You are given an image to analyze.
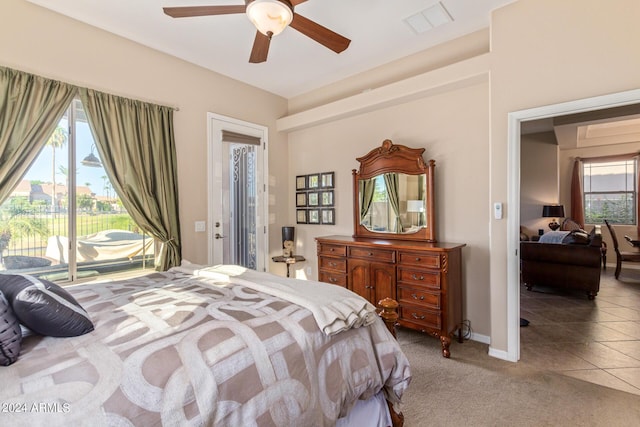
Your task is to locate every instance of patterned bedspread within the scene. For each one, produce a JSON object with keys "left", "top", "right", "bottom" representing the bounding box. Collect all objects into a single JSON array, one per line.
[{"left": 0, "top": 269, "right": 411, "bottom": 426}]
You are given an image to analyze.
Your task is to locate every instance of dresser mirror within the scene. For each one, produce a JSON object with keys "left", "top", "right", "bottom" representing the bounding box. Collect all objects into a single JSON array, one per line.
[{"left": 352, "top": 139, "right": 436, "bottom": 242}]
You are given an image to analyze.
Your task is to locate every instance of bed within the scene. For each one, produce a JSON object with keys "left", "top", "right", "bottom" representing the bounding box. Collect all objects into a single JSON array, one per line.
[{"left": 0, "top": 264, "right": 411, "bottom": 426}]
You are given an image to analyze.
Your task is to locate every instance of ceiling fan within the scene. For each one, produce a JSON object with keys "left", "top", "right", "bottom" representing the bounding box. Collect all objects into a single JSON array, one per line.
[{"left": 163, "top": 0, "right": 351, "bottom": 63}]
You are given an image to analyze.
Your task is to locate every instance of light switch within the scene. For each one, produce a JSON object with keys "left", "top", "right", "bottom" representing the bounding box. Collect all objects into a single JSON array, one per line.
[{"left": 195, "top": 221, "right": 206, "bottom": 232}]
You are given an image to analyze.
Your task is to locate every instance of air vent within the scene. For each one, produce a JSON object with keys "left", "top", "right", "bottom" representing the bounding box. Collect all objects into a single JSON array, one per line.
[{"left": 404, "top": 2, "right": 453, "bottom": 34}]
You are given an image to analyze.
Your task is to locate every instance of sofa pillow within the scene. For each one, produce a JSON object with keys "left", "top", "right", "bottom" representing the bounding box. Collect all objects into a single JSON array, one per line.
[
  {"left": 562, "top": 229, "right": 590, "bottom": 245},
  {"left": 0, "top": 290, "right": 21, "bottom": 366},
  {"left": 0, "top": 274, "right": 93, "bottom": 337},
  {"left": 560, "top": 218, "right": 582, "bottom": 231}
]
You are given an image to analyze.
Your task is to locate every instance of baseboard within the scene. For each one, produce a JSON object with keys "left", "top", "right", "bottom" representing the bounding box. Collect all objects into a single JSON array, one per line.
[
  {"left": 488, "top": 346, "right": 517, "bottom": 362},
  {"left": 469, "top": 331, "right": 490, "bottom": 344}
]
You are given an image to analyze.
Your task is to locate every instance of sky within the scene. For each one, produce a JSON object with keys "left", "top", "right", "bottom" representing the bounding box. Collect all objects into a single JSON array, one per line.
[{"left": 26, "top": 117, "right": 112, "bottom": 197}]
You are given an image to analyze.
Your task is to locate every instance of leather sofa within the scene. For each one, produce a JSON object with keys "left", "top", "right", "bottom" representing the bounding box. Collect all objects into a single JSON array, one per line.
[{"left": 520, "top": 229, "right": 603, "bottom": 300}]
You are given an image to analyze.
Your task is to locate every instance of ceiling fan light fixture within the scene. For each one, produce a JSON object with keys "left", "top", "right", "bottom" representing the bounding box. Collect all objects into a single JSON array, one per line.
[{"left": 246, "top": 0, "right": 293, "bottom": 37}]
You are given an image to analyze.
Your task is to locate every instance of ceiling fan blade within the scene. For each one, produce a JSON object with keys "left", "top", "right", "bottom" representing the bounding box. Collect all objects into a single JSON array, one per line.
[
  {"left": 290, "top": 13, "right": 351, "bottom": 54},
  {"left": 163, "top": 5, "right": 246, "bottom": 18},
  {"left": 290, "top": 0, "right": 309, "bottom": 5},
  {"left": 249, "top": 31, "right": 271, "bottom": 63}
]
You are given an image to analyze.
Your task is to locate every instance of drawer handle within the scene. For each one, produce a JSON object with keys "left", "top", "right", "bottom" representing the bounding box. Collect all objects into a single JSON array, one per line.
[
  {"left": 329, "top": 248, "right": 335, "bottom": 252},
  {"left": 411, "top": 293, "right": 425, "bottom": 301},
  {"left": 329, "top": 277, "right": 337, "bottom": 283},
  {"left": 412, "top": 274, "right": 425, "bottom": 281},
  {"left": 368, "top": 252, "right": 374, "bottom": 256},
  {"left": 411, "top": 313, "right": 425, "bottom": 320},
  {"left": 329, "top": 262, "right": 337, "bottom": 267},
  {"left": 365, "top": 285, "right": 374, "bottom": 289},
  {"left": 415, "top": 257, "right": 421, "bottom": 262}
]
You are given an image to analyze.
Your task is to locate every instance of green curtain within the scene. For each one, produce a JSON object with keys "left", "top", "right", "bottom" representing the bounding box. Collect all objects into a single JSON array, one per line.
[
  {"left": 383, "top": 173, "right": 403, "bottom": 233},
  {"left": 0, "top": 67, "right": 76, "bottom": 204},
  {"left": 78, "top": 88, "right": 181, "bottom": 270},
  {"left": 359, "top": 178, "right": 375, "bottom": 224}
]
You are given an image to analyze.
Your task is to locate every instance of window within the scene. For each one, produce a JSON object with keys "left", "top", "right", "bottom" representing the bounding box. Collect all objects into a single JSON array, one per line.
[
  {"left": 0, "top": 98, "right": 154, "bottom": 281},
  {"left": 583, "top": 159, "right": 637, "bottom": 224}
]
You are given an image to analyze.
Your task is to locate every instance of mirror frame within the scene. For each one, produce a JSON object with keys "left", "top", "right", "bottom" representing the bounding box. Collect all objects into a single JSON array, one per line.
[{"left": 352, "top": 139, "right": 436, "bottom": 242}]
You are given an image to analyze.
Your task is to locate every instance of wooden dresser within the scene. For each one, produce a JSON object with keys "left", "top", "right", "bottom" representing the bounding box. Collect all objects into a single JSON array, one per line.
[{"left": 316, "top": 235, "right": 465, "bottom": 357}]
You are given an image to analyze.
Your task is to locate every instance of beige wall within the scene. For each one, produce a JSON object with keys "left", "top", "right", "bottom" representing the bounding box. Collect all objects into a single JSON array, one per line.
[
  {"left": 520, "top": 132, "right": 559, "bottom": 236},
  {"left": 4, "top": 0, "right": 639, "bottom": 355},
  {"left": 490, "top": 0, "right": 640, "bottom": 352},
  {"left": 288, "top": 82, "right": 492, "bottom": 338},
  {"left": 0, "top": 0, "right": 289, "bottom": 268}
]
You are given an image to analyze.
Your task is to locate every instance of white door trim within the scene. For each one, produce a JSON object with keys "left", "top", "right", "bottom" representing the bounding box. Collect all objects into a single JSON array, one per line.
[
  {"left": 207, "top": 112, "right": 269, "bottom": 271},
  {"left": 505, "top": 88, "right": 640, "bottom": 362}
]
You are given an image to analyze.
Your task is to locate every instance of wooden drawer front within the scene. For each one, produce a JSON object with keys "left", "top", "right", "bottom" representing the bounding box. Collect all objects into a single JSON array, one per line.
[
  {"left": 397, "top": 286, "right": 441, "bottom": 310},
  {"left": 318, "top": 243, "right": 347, "bottom": 257},
  {"left": 398, "top": 251, "right": 440, "bottom": 269},
  {"left": 319, "top": 256, "right": 347, "bottom": 273},
  {"left": 319, "top": 271, "right": 347, "bottom": 287},
  {"left": 348, "top": 246, "right": 396, "bottom": 263},
  {"left": 398, "top": 267, "right": 440, "bottom": 289},
  {"left": 399, "top": 306, "right": 442, "bottom": 330}
]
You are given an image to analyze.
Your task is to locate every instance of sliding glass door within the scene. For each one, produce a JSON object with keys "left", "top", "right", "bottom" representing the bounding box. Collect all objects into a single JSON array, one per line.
[{"left": 0, "top": 98, "right": 153, "bottom": 282}]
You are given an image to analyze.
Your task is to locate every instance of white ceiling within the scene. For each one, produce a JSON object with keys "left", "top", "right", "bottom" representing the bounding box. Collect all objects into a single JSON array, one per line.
[{"left": 26, "top": 0, "right": 515, "bottom": 98}]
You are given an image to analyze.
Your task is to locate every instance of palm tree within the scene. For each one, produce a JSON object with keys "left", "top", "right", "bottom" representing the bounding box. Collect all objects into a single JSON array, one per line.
[{"left": 46, "top": 126, "right": 67, "bottom": 213}]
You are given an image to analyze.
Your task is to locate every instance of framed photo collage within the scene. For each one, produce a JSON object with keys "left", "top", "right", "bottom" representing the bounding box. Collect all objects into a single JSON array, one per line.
[{"left": 296, "top": 171, "right": 335, "bottom": 225}]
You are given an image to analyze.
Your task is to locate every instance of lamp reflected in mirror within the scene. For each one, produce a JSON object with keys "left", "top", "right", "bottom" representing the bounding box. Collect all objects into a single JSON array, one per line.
[
  {"left": 542, "top": 204, "right": 565, "bottom": 231},
  {"left": 81, "top": 145, "right": 102, "bottom": 168}
]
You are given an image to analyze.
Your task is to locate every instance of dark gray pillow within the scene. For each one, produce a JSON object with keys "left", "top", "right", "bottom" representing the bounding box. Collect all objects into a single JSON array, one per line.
[
  {"left": 0, "top": 290, "right": 21, "bottom": 365},
  {"left": 0, "top": 274, "right": 93, "bottom": 337}
]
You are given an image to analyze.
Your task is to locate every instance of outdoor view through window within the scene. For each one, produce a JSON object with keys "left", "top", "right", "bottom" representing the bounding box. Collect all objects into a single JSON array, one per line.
[
  {"left": 0, "top": 98, "right": 153, "bottom": 282},
  {"left": 583, "top": 159, "right": 637, "bottom": 225}
]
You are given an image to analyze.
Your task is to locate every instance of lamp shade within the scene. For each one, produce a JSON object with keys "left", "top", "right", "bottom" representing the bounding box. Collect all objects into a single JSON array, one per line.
[
  {"left": 406, "top": 200, "right": 424, "bottom": 213},
  {"left": 246, "top": 0, "right": 293, "bottom": 37},
  {"left": 542, "top": 205, "right": 565, "bottom": 218}
]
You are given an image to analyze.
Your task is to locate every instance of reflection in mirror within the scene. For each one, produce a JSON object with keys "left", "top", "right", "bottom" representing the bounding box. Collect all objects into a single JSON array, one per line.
[{"left": 359, "top": 173, "right": 426, "bottom": 234}]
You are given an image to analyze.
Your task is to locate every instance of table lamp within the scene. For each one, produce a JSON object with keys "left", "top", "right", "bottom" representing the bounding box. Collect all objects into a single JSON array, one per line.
[{"left": 542, "top": 204, "right": 565, "bottom": 231}]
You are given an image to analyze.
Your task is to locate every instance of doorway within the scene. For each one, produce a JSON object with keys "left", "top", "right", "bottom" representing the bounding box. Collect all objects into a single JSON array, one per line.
[
  {"left": 506, "top": 88, "right": 640, "bottom": 362},
  {"left": 207, "top": 113, "right": 269, "bottom": 271}
]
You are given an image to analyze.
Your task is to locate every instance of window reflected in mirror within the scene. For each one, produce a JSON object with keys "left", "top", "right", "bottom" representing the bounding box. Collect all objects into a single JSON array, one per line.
[{"left": 359, "top": 173, "right": 426, "bottom": 234}]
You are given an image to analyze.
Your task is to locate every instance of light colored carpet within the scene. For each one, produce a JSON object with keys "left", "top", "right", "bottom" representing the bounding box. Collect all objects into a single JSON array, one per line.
[{"left": 397, "top": 329, "right": 640, "bottom": 426}]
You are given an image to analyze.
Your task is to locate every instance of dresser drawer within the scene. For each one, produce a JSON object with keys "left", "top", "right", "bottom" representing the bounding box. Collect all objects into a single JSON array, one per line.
[
  {"left": 348, "top": 246, "right": 396, "bottom": 263},
  {"left": 398, "top": 251, "right": 441, "bottom": 269},
  {"left": 319, "top": 256, "right": 347, "bottom": 273},
  {"left": 318, "top": 271, "right": 347, "bottom": 287},
  {"left": 398, "top": 267, "right": 440, "bottom": 289},
  {"left": 399, "top": 306, "right": 442, "bottom": 330},
  {"left": 317, "top": 243, "right": 347, "bottom": 257},
  {"left": 397, "top": 285, "right": 441, "bottom": 310}
]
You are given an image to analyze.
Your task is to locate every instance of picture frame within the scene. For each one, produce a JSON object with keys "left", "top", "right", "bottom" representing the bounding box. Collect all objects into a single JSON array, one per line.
[
  {"left": 320, "top": 190, "right": 334, "bottom": 206},
  {"left": 296, "top": 192, "right": 307, "bottom": 207},
  {"left": 307, "top": 173, "right": 320, "bottom": 189},
  {"left": 296, "top": 209, "right": 307, "bottom": 224},
  {"left": 308, "top": 209, "right": 320, "bottom": 224},
  {"left": 296, "top": 175, "right": 307, "bottom": 190},
  {"left": 320, "top": 172, "right": 335, "bottom": 188},
  {"left": 321, "top": 208, "right": 335, "bottom": 225},
  {"left": 307, "top": 192, "right": 319, "bottom": 206}
]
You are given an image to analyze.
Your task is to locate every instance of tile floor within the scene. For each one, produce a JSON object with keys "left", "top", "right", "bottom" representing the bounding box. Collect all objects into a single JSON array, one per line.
[{"left": 520, "top": 267, "right": 640, "bottom": 395}]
